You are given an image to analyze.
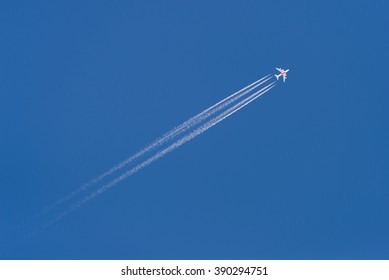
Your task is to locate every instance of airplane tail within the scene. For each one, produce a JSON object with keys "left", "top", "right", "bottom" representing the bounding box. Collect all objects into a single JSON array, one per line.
[{"left": 275, "top": 74, "right": 280, "bottom": 80}]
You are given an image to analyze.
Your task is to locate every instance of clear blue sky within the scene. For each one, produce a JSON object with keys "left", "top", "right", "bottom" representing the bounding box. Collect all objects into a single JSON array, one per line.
[{"left": 1, "top": 0, "right": 388, "bottom": 259}]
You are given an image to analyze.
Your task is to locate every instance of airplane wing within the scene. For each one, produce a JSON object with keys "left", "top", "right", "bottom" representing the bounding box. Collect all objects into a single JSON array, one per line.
[
  {"left": 276, "top": 68, "right": 282, "bottom": 72},
  {"left": 283, "top": 74, "right": 287, "bottom": 82}
]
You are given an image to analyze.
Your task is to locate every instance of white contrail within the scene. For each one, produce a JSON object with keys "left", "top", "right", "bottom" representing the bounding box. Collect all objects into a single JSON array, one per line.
[
  {"left": 45, "top": 82, "right": 276, "bottom": 226},
  {"left": 42, "top": 74, "right": 272, "bottom": 213}
]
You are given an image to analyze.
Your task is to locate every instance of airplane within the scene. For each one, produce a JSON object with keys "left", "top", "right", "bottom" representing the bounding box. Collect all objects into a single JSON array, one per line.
[{"left": 275, "top": 68, "right": 289, "bottom": 82}]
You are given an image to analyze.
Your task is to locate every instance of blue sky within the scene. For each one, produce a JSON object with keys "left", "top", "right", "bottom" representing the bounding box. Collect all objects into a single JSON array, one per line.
[{"left": 1, "top": 1, "right": 388, "bottom": 259}]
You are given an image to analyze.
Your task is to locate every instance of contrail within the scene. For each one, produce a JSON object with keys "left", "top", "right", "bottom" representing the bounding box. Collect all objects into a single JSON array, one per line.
[
  {"left": 45, "top": 81, "right": 276, "bottom": 227},
  {"left": 41, "top": 74, "right": 272, "bottom": 214}
]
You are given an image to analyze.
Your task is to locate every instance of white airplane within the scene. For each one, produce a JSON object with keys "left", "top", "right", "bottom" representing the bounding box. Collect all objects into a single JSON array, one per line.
[{"left": 275, "top": 68, "right": 289, "bottom": 82}]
